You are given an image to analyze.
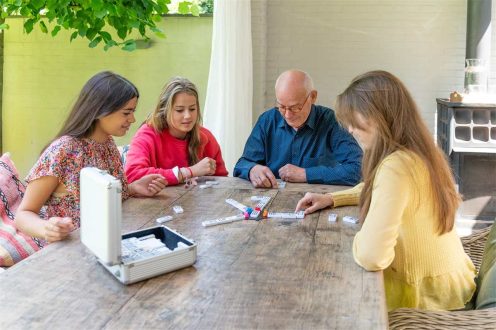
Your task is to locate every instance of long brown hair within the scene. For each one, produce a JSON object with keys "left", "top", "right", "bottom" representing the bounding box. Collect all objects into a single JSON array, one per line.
[
  {"left": 335, "top": 70, "right": 460, "bottom": 234},
  {"left": 147, "top": 77, "right": 202, "bottom": 165},
  {"left": 54, "top": 71, "right": 139, "bottom": 142}
]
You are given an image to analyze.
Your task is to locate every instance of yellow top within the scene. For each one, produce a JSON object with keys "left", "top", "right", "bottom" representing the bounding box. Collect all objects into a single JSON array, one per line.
[{"left": 331, "top": 151, "right": 476, "bottom": 311}]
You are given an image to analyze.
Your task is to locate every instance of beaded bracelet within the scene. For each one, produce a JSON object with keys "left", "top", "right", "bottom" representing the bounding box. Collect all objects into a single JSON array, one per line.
[{"left": 186, "top": 167, "right": 194, "bottom": 178}]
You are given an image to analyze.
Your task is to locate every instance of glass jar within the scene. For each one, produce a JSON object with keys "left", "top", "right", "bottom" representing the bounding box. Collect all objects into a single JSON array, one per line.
[{"left": 464, "top": 59, "right": 488, "bottom": 94}]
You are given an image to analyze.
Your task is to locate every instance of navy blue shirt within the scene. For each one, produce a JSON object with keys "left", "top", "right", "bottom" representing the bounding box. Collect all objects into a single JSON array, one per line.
[{"left": 233, "top": 105, "right": 362, "bottom": 185}]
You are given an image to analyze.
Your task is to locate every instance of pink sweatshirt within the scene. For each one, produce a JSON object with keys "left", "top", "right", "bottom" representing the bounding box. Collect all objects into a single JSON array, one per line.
[{"left": 125, "top": 124, "right": 228, "bottom": 185}]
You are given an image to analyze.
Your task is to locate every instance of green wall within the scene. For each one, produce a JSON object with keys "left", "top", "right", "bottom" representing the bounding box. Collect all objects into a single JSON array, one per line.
[{"left": 3, "top": 16, "right": 212, "bottom": 177}]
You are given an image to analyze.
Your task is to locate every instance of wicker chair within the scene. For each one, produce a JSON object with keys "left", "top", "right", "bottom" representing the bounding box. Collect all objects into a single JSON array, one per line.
[{"left": 388, "top": 225, "right": 496, "bottom": 329}]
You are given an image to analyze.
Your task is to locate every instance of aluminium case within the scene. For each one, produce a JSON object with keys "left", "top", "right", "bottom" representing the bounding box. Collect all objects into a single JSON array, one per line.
[{"left": 80, "top": 167, "right": 197, "bottom": 284}]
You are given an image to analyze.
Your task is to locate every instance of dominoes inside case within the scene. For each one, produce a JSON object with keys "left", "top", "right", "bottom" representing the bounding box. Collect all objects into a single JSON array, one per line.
[{"left": 80, "top": 167, "right": 197, "bottom": 284}]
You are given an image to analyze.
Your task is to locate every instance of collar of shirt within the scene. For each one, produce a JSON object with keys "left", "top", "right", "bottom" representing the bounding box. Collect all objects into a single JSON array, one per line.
[{"left": 276, "top": 104, "right": 317, "bottom": 131}]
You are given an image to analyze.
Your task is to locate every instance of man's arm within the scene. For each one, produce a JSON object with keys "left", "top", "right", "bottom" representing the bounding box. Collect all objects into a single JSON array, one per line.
[
  {"left": 233, "top": 117, "right": 267, "bottom": 180},
  {"left": 305, "top": 122, "right": 362, "bottom": 185}
]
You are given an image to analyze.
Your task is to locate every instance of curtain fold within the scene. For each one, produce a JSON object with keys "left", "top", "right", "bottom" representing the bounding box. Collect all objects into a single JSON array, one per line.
[{"left": 203, "top": 0, "right": 253, "bottom": 175}]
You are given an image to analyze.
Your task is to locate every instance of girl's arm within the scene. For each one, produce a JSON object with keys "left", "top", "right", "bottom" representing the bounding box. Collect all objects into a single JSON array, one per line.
[
  {"left": 125, "top": 129, "right": 179, "bottom": 185},
  {"left": 295, "top": 182, "right": 363, "bottom": 214},
  {"left": 16, "top": 177, "right": 75, "bottom": 242},
  {"left": 329, "top": 182, "right": 364, "bottom": 207},
  {"left": 127, "top": 174, "right": 168, "bottom": 197},
  {"left": 352, "top": 159, "right": 410, "bottom": 271}
]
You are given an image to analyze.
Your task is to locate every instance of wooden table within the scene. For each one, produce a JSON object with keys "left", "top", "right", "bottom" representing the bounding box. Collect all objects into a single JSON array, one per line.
[{"left": 0, "top": 177, "right": 387, "bottom": 329}]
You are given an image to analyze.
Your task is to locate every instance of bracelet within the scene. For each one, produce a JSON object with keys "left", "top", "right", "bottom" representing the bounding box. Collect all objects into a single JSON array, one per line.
[
  {"left": 178, "top": 168, "right": 185, "bottom": 183},
  {"left": 186, "top": 167, "right": 194, "bottom": 178}
]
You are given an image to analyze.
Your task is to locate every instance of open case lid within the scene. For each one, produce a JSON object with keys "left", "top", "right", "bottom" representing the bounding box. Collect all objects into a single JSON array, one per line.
[{"left": 80, "top": 167, "right": 122, "bottom": 266}]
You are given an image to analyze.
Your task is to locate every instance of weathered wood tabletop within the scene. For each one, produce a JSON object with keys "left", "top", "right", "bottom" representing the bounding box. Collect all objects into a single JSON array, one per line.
[{"left": 0, "top": 177, "right": 387, "bottom": 329}]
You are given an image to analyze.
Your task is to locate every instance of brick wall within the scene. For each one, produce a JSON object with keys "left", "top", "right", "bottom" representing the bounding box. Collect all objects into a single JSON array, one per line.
[{"left": 251, "top": 0, "right": 486, "bottom": 133}]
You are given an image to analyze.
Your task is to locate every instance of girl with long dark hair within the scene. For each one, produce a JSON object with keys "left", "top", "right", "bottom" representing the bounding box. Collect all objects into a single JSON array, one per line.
[{"left": 16, "top": 71, "right": 167, "bottom": 243}]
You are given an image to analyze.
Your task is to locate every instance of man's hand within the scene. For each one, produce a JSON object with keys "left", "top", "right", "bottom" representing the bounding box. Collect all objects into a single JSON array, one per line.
[
  {"left": 278, "top": 164, "right": 306, "bottom": 182},
  {"left": 249, "top": 165, "right": 278, "bottom": 188}
]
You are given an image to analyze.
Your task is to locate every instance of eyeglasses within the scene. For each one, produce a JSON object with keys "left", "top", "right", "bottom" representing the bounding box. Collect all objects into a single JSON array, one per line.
[{"left": 275, "top": 93, "right": 311, "bottom": 114}]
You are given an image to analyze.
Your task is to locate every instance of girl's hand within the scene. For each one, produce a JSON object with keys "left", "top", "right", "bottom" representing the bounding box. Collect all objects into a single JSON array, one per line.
[
  {"left": 130, "top": 174, "right": 167, "bottom": 197},
  {"left": 295, "top": 192, "right": 334, "bottom": 215},
  {"left": 44, "top": 217, "right": 75, "bottom": 243},
  {"left": 190, "top": 157, "right": 216, "bottom": 177}
]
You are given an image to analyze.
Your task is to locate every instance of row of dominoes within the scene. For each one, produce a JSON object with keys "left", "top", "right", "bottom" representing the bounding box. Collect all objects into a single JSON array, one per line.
[
  {"left": 267, "top": 211, "right": 305, "bottom": 219},
  {"left": 202, "top": 210, "right": 307, "bottom": 227},
  {"left": 225, "top": 198, "right": 249, "bottom": 212},
  {"left": 201, "top": 214, "right": 245, "bottom": 227}
]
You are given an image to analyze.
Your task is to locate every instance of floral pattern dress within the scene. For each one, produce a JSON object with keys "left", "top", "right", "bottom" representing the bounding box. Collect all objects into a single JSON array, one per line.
[{"left": 26, "top": 135, "right": 130, "bottom": 229}]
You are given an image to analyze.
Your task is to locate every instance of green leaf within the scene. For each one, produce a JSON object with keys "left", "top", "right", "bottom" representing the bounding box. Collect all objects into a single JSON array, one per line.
[
  {"left": 117, "top": 27, "right": 127, "bottom": 40},
  {"left": 20, "top": 6, "right": 30, "bottom": 17},
  {"left": 152, "top": 14, "right": 162, "bottom": 22},
  {"left": 178, "top": 1, "right": 191, "bottom": 15},
  {"left": 138, "top": 24, "right": 145, "bottom": 36},
  {"left": 115, "top": 5, "right": 125, "bottom": 17},
  {"left": 99, "top": 31, "right": 111, "bottom": 42},
  {"left": 0, "top": 23, "right": 9, "bottom": 30},
  {"left": 24, "top": 19, "right": 35, "bottom": 33},
  {"left": 39, "top": 21, "right": 48, "bottom": 33},
  {"left": 157, "top": 0, "right": 169, "bottom": 13},
  {"left": 155, "top": 31, "right": 166, "bottom": 38},
  {"left": 70, "top": 31, "right": 78, "bottom": 42},
  {"left": 88, "top": 36, "right": 102, "bottom": 48},
  {"left": 91, "top": 0, "right": 103, "bottom": 10},
  {"left": 95, "top": 9, "right": 107, "bottom": 19},
  {"left": 94, "top": 19, "right": 105, "bottom": 30},
  {"left": 122, "top": 40, "right": 136, "bottom": 52},
  {"left": 103, "top": 39, "right": 118, "bottom": 51},
  {"left": 107, "top": 5, "right": 117, "bottom": 16},
  {"left": 32, "top": 0, "right": 45, "bottom": 10},
  {"left": 152, "top": 2, "right": 162, "bottom": 13},
  {"left": 153, "top": 29, "right": 166, "bottom": 38},
  {"left": 78, "top": 26, "right": 87, "bottom": 37},
  {"left": 51, "top": 25, "right": 61, "bottom": 36},
  {"left": 190, "top": 4, "right": 200, "bottom": 17},
  {"left": 46, "top": 10, "right": 57, "bottom": 21},
  {"left": 15, "top": 0, "right": 22, "bottom": 6},
  {"left": 130, "top": 21, "right": 140, "bottom": 28},
  {"left": 86, "top": 28, "right": 97, "bottom": 40},
  {"left": 61, "top": 19, "right": 70, "bottom": 29}
]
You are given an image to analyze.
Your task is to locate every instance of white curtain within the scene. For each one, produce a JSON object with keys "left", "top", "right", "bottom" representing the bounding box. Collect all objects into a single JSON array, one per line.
[{"left": 203, "top": 0, "right": 253, "bottom": 175}]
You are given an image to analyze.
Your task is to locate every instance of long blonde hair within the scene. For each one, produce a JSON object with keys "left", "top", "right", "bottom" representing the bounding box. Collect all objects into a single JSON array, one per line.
[
  {"left": 147, "top": 77, "right": 203, "bottom": 165},
  {"left": 335, "top": 70, "right": 460, "bottom": 234}
]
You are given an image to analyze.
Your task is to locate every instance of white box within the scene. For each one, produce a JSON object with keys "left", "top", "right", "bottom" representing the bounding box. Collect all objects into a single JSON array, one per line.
[{"left": 80, "top": 167, "right": 197, "bottom": 284}]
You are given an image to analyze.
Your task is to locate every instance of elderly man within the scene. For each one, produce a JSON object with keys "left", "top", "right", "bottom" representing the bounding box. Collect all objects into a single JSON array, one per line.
[{"left": 233, "top": 70, "right": 362, "bottom": 188}]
